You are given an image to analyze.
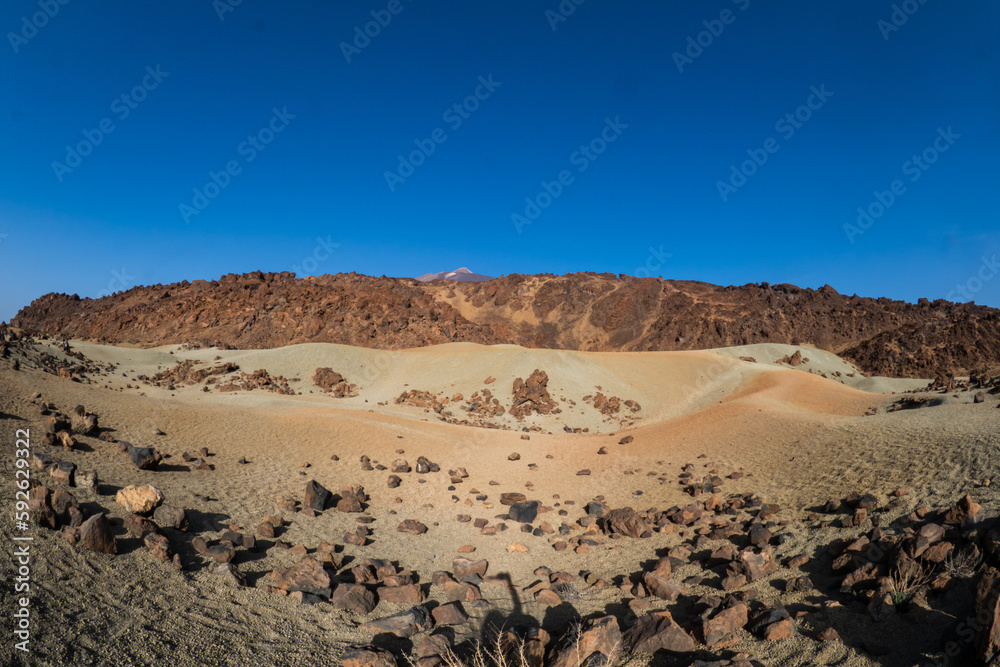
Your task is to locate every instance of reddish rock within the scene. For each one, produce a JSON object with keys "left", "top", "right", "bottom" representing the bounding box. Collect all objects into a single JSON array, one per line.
[
  {"left": 643, "top": 572, "right": 685, "bottom": 601},
  {"left": 604, "top": 507, "right": 652, "bottom": 538},
  {"left": 432, "top": 602, "right": 468, "bottom": 625},
  {"left": 267, "top": 556, "right": 331, "bottom": 596},
  {"left": 79, "top": 513, "right": 117, "bottom": 555},
  {"left": 303, "top": 480, "right": 330, "bottom": 511},
  {"left": 624, "top": 610, "right": 696, "bottom": 654},
  {"left": 750, "top": 606, "right": 793, "bottom": 640},
  {"left": 509, "top": 370, "right": 558, "bottom": 419},
  {"left": 914, "top": 523, "right": 945, "bottom": 557},
  {"left": 360, "top": 606, "right": 432, "bottom": 638},
  {"left": 144, "top": 532, "right": 172, "bottom": 561},
  {"left": 702, "top": 603, "right": 748, "bottom": 648},
  {"left": 341, "top": 645, "right": 397, "bottom": 667},
  {"left": 377, "top": 584, "right": 424, "bottom": 604},
  {"left": 331, "top": 584, "right": 377, "bottom": 614},
  {"left": 535, "top": 589, "right": 562, "bottom": 607},
  {"left": 123, "top": 513, "right": 159, "bottom": 537},
  {"left": 943, "top": 494, "right": 981, "bottom": 525},
  {"left": 453, "top": 557, "right": 488, "bottom": 579},
  {"left": 550, "top": 616, "right": 621, "bottom": 667},
  {"left": 397, "top": 519, "right": 428, "bottom": 535}
]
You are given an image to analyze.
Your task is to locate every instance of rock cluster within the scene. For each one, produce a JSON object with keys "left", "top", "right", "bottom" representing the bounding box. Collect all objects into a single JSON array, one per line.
[
  {"left": 312, "top": 367, "right": 357, "bottom": 397},
  {"left": 509, "top": 370, "right": 559, "bottom": 419}
]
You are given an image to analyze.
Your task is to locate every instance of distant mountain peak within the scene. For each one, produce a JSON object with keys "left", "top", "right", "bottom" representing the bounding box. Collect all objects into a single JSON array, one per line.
[{"left": 415, "top": 267, "right": 495, "bottom": 283}]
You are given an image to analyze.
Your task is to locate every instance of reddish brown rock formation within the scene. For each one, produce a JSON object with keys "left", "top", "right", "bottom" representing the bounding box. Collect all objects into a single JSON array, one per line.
[{"left": 11, "top": 271, "right": 1000, "bottom": 378}]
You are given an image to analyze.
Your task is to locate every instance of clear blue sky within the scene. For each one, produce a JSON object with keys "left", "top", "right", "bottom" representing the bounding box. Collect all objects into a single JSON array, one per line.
[{"left": 2, "top": 1, "right": 998, "bottom": 322}]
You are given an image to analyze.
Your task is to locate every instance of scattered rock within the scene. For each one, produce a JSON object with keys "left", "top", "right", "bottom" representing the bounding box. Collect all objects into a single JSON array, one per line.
[
  {"left": 624, "top": 610, "right": 696, "bottom": 654},
  {"left": 509, "top": 500, "right": 540, "bottom": 524},
  {"left": 398, "top": 519, "right": 428, "bottom": 535},
  {"left": 144, "top": 532, "right": 173, "bottom": 561},
  {"left": 127, "top": 444, "right": 162, "bottom": 470},
  {"left": 79, "top": 513, "right": 117, "bottom": 555},
  {"left": 341, "top": 645, "right": 398, "bottom": 667},
  {"left": 303, "top": 480, "right": 330, "bottom": 511},
  {"left": 432, "top": 602, "right": 468, "bottom": 625},
  {"left": 330, "top": 584, "right": 377, "bottom": 614},
  {"left": 604, "top": 507, "right": 652, "bottom": 538},
  {"left": 550, "top": 615, "right": 621, "bottom": 667},
  {"left": 360, "top": 605, "right": 432, "bottom": 638},
  {"left": 153, "top": 505, "right": 188, "bottom": 530},
  {"left": 501, "top": 492, "right": 527, "bottom": 506},
  {"left": 116, "top": 484, "right": 164, "bottom": 514},
  {"left": 453, "top": 557, "right": 488, "bottom": 579},
  {"left": 267, "top": 556, "right": 332, "bottom": 596}
]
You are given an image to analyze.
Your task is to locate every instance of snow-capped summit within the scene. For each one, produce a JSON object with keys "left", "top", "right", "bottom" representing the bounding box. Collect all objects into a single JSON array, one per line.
[{"left": 414, "top": 267, "right": 496, "bottom": 283}]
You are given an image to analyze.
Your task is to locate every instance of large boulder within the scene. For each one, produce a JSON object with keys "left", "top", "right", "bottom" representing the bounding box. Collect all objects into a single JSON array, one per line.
[
  {"left": 71, "top": 412, "right": 98, "bottom": 435},
  {"left": 116, "top": 484, "right": 164, "bottom": 514},
  {"left": 267, "top": 556, "right": 331, "bottom": 596},
  {"left": 79, "top": 513, "right": 117, "bottom": 555},
  {"left": 127, "top": 444, "right": 162, "bottom": 470},
  {"left": 452, "top": 557, "right": 488, "bottom": 579},
  {"left": 330, "top": 584, "right": 377, "bottom": 614},
  {"left": 153, "top": 505, "right": 188, "bottom": 530},
  {"left": 341, "top": 645, "right": 397, "bottom": 667},
  {"left": 702, "top": 603, "right": 748, "bottom": 648},
  {"left": 604, "top": 507, "right": 652, "bottom": 538},
  {"left": 360, "top": 606, "right": 432, "bottom": 638},
  {"left": 624, "top": 610, "right": 696, "bottom": 654},
  {"left": 550, "top": 616, "right": 621, "bottom": 667},
  {"left": 509, "top": 501, "right": 539, "bottom": 524},
  {"left": 303, "top": 480, "right": 330, "bottom": 511}
]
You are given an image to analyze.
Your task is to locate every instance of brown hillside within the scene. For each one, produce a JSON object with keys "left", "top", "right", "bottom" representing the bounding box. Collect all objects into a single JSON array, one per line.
[{"left": 11, "top": 271, "right": 1000, "bottom": 378}]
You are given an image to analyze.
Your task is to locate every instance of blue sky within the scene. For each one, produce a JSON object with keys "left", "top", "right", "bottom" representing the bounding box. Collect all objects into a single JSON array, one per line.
[{"left": 2, "top": 1, "right": 998, "bottom": 322}]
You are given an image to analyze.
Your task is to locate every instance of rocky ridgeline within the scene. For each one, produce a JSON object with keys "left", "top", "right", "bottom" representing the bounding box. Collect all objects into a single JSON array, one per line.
[{"left": 12, "top": 272, "right": 1000, "bottom": 378}]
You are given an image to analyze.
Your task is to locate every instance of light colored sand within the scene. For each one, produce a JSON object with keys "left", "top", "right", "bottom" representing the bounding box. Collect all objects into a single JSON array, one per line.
[
  {"left": 67, "top": 340, "right": 893, "bottom": 437},
  {"left": 2, "top": 339, "right": 998, "bottom": 667},
  {"left": 708, "top": 343, "right": 931, "bottom": 393}
]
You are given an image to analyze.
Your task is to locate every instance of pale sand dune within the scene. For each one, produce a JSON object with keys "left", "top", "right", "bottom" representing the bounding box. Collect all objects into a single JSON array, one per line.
[
  {"left": 2, "top": 339, "right": 998, "bottom": 666},
  {"left": 68, "top": 340, "right": 887, "bottom": 435},
  {"left": 708, "top": 343, "right": 932, "bottom": 393}
]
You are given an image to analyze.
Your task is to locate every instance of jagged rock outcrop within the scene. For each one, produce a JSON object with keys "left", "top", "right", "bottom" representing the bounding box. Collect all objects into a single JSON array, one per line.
[{"left": 11, "top": 271, "right": 1000, "bottom": 378}]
